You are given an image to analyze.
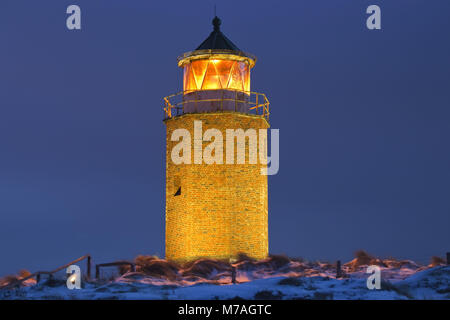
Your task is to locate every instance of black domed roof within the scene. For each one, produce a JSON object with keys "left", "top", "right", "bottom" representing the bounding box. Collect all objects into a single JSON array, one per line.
[{"left": 195, "top": 16, "right": 241, "bottom": 52}]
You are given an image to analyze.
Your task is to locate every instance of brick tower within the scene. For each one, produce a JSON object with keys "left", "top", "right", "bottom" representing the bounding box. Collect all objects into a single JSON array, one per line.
[{"left": 163, "top": 16, "right": 270, "bottom": 262}]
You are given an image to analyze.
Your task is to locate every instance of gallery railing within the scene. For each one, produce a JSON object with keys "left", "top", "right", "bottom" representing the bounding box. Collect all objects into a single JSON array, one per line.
[{"left": 163, "top": 89, "right": 270, "bottom": 121}]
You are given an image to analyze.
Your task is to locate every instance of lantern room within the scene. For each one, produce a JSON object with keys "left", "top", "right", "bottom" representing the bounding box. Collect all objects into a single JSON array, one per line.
[
  {"left": 178, "top": 16, "right": 255, "bottom": 93},
  {"left": 163, "top": 16, "right": 269, "bottom": 119}
]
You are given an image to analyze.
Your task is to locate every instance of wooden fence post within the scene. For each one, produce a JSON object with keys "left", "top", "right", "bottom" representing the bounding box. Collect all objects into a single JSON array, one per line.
[
  {"left": 231, "top": 266, "right": 236, "bottom": 284},
  {"left": 95, "top": 265, "right": 100, "bottom": 280},
  {"left": 87, "top": 256, "right": 91, "bottom": 280},
  {"left": 336, "top": 260, "right": 342, "bottom": 278}
]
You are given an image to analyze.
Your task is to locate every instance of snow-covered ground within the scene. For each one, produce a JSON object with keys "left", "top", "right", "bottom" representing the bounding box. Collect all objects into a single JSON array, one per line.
[{"left": 1, "top": 257, "right": 449, "bottom": 300}]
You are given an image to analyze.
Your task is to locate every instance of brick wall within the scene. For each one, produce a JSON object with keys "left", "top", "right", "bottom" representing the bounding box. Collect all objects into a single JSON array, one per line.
[{"left": 164, "top": 112, "right": 269, "bottom": 262}]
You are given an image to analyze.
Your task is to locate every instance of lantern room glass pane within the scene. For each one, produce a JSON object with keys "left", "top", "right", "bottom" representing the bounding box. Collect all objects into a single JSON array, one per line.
[
  {"left": 202, "top": 61, "right": 221, "bottom": 90},
  {"left": 191, "top": 60, "right": 208, "bottom": 89},
  {"left": 228, "top": 62, "right": 244, "bottom": 91},
  {"left": 183, "top": 64, "right": 198, "bottom": 91},
  {"left": 239, "top": 62, "right": 250, "bottom": 92},
  {"left": 214, "top": 60, "right": 234, "bottom": 88},
  {"left": 183, "top": 64, "right": 188, "bottom": 90},
  {"left": 183, "top": 59, "right": 250, "bottom": 92}
]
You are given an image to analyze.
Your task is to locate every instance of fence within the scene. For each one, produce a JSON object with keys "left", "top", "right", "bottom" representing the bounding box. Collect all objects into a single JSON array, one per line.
[
  {"left": 95, "top": 261, "right": 136, "bottom": 279},
  {"left": 0, "top": 254, "right": 91, "bottom": 290},
  {"left": 1, "top": 252, "right": 448, "bottom": 289}
]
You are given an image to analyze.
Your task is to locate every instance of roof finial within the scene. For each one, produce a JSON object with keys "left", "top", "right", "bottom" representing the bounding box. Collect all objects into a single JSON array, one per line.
[
  {"left": 212, "top": 15, "right": 221, "bottom": 31},
  {"left": 212, "top": 4, "right": 221, "bottom": 31}
]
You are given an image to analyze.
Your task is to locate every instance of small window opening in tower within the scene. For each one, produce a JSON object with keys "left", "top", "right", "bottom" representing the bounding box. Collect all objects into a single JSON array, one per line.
[{"left": 174, "top": 176, "right": 181, "bottom": 196}]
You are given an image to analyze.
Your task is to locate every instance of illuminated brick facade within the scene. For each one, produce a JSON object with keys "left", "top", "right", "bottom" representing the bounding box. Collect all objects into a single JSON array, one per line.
[{"left": 164, "top": 113, "right": 269, "bottom": 262}]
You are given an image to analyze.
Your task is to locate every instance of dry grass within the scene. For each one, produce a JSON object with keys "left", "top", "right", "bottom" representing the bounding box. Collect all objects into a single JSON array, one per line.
[
  {"left": 383, "top": 258, "right": 419, "bottom": 269},
  {"left": 134, "top": 255, "right": 179, "bottom": 281},
  {"left": 0, "top": 269, "right": 32, "bottom": 287},
  {"left": 235, "top": 253, "right": 256, "bottom": 263},
  {"left": 344, "top": 250, "right": 389, "bottom": 271},
  {"left": 182, "top": 259, "right": 231, "bottom": 278},
  {"left": 257, "top": 254, "right": 291, "bottom": 270},
  {"left": 2, "top": 251, "right": 432, "bottom": 287},
  {"left": 0, "top": 274, "right": 19, "bottom": 287},
  {"left": 135, "top": 255, "right": 159, "bottom": 267},
  {"left": 430, "top": 256, "right": 445, "bottom": 267},
  {"left": 235, "top": 254, "right": 291, "bottom": 273},
  {"left": 267, "top": 254, "right": 291, "bottom": 268},
  {"left": 18, "top": 270, "right": 31, "bottom": 278},
  {"left": 354, "top": 250, "right": 374, "bottom": 266}
]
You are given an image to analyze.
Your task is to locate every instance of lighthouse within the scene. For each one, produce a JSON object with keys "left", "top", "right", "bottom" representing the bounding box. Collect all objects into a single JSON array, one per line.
[{"left": 163, "top": 16, "right": 270, "bottom": 262}]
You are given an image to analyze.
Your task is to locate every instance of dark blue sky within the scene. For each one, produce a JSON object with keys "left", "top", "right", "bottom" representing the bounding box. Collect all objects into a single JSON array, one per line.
[{"left": 1, "top": 0, "right": 449, "bottom": 275}]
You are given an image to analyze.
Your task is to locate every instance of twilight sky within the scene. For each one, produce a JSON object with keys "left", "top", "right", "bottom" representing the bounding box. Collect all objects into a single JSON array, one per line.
[{"left": 1, "top": 0, "right": 449, "bottom": 275}]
